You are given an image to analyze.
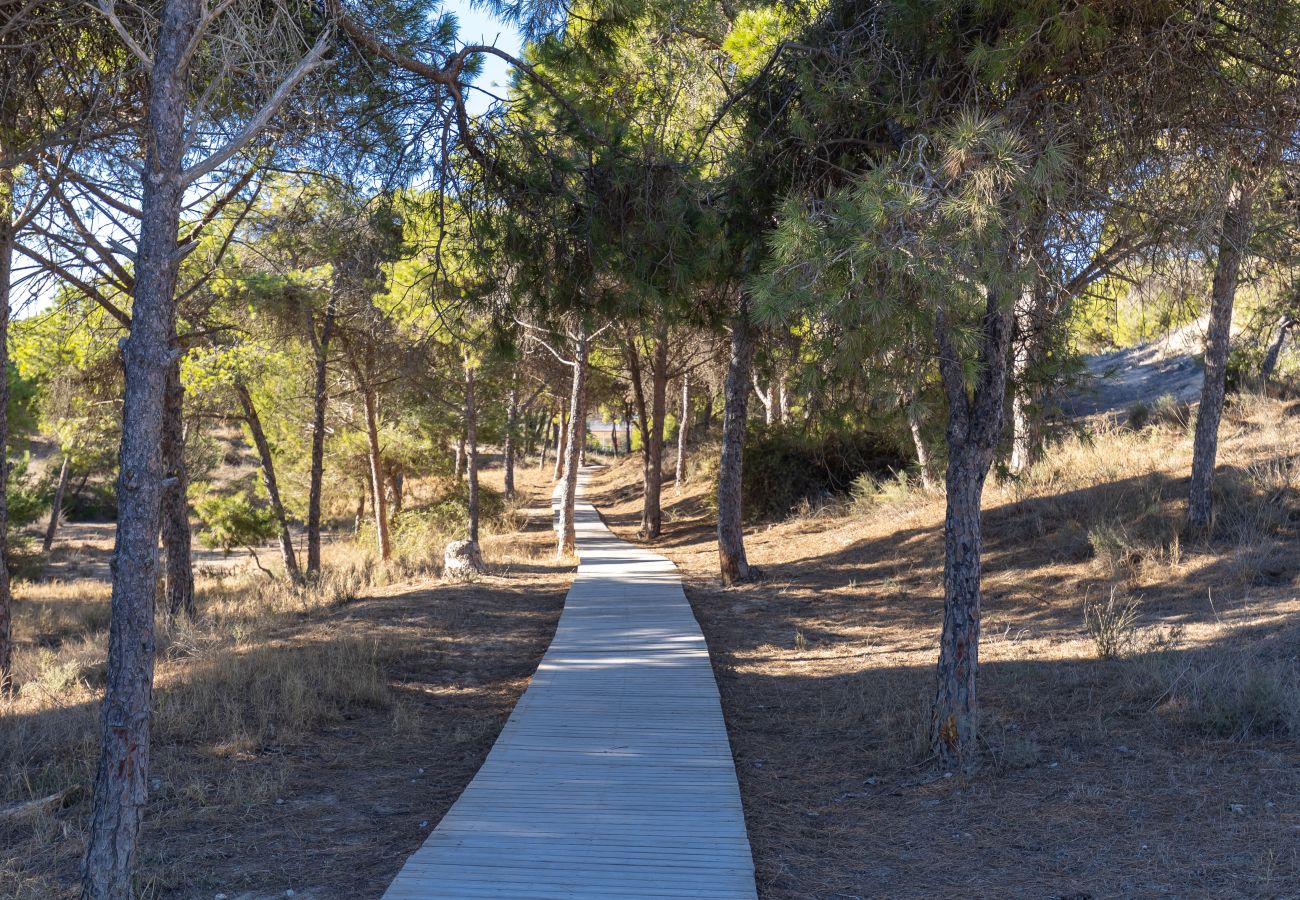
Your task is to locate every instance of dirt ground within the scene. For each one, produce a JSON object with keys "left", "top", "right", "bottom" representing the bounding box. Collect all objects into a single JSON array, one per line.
[
  {"left": 2, "top": 466, "right": 571, "bottom": 900},
  {"left": 588, "top": 398, "right": 1300, "bottom": 899}
]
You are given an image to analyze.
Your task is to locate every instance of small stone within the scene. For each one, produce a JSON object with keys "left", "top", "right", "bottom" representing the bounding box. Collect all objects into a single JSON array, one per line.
[
  {"left": 1230, "top": 803, "right": 1245, "bottom": 815},
  {"left": 865, "top": 778, "right": 877, "bottom": 785},
  {"left": 276, "top": 798, "right": 285, "bottom": 805},
  {"left": 419, "top": 820, "right": 429, "bottom": 829},
  {"left": 286, "top": 892, "right": 295, "bottom": 898},
  {"left": 215, "top": 894, "right": 227, "bottom": 900}
]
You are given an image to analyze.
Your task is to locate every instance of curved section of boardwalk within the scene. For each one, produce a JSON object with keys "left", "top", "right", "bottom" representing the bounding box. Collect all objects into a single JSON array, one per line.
[{"left": 383, "top": 469, "right": 758, "bottom": 900}]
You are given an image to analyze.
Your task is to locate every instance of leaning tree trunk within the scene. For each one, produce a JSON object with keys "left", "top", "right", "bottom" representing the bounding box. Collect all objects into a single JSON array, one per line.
[
  {"left": 361, "top": 386, "right": 391, "bottom": 561},
  {"left": 905, "top": 397, "right": 938, "bottom": 493},
  {"left": 235, "top": 381, "right": 302, "bottom": 583},
  {"left": 930, "top": 286, "right": 1015, "bottom": 771},
  {"left": 1260, "top": 315, "right": 1295, "bottom": 383},
  {"left": 305, "top": 292, "right": 336, "bottom": 578},
  {"left": 752, "top": 373, "right": 774, "bottom": 425},
  {"left": 160, "top": 359, "right": 194, "bottom": 616},
  {"left": 675, "top": 372, "right": 690, "bottom": 489},
  {"left": 0, "top": 166, "right": 14, "bottom": 689},
  {"left": 718, "top": 298, "right": 755, "bottom": 584},
  {"left": 1188, "top": 182, "right": 1256, "bottom": 536},
  {"left": 503, "top": 379, "right": 518, "bottom": 501},
  {"left": 83, "top": 4, "right": 197, "bottom": 894},
  {"left": 43, "top": 456, "right": 71, "bottom": 553},
  {"left": 623, "top": 402, "right": 632, "bottom": 453},
  {"left": 639, "top": 334, "right": 669, "bottom": 539},
  {"left": 556, "top": 332, "right": 589, "bottom": 558}
]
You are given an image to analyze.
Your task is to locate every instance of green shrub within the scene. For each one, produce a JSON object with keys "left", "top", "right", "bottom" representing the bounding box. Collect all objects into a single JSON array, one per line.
[
  {"left": 195, "top": 490, "right": 279, "bottom": 554},
  {"left": 741, "top": 427, "right": 908, "bottom": 521}
]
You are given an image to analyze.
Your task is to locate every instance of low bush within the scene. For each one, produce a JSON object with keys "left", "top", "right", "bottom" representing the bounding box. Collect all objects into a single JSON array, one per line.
[{"left": 741, "top": 427, "right": 908, "bottom": 521}]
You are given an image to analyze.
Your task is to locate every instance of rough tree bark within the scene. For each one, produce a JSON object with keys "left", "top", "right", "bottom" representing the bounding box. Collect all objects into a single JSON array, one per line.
[
  {"left": 361, "top": 386, "right": 391, "bottom": 560},
  {"left": 675, "top": 372, "right": 690, "bottom": 489},
  {"left": 1187, "top": 181, "right": 1256, "bottom": 536},
  {"left": 610, "top": 417, "right": 618, "bottom": 454},
  {"left": 82, "top": 3, "right": 198, "bottom": 894},
  {"left": 556, "top": 331, "right": 589, "bottom": 558},
  {"left": 160, "top": 360, "right": 194, "bottom": 616},
  {"left": 503, "top": 379, "right": 518, "bottom": 501},
  {"left": 304, "top": 291, "right": 336, "bottom": 578},
  {"left": 930, "top": 283, "right": 1016, "bottom": 771},
  {"left": 623, "top": 401, "right": 632, "bottom": 452},
  {"left": 0, "top": 166, "right": 14, "bottom": 688},
  {"left": 234, "top": 381, "right": 302, "bottom": 583},
  {"left": 43, "top": 456, "right": 71, "bottom": 554},
  {"left": 718, "top": 297, "right": 755, "bottom": 584}
]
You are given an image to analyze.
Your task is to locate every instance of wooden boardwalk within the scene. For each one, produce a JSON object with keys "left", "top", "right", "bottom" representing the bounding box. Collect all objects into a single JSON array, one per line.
[{"left": 383, "top": 470, "right": 757, "bottom": 899}]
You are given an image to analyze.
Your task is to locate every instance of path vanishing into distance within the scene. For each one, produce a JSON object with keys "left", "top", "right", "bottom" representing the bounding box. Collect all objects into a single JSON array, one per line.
[{"left": 383, "top": 468, "right": 758, "bottom": 899}]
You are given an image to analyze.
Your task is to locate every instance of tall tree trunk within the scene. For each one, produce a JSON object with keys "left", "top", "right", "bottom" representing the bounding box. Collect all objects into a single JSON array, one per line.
[
  {"left": 701, "top": 394, "right": 713, "bottom": 431},
  {"left": 304, "top": 292, "right": 336, "bottom": 578},
  {"left": 930, "top": 282, "right": 1015, "bottom": 770},
  {"left": 556, "top": 331, "right": 589, "bottom": 558},
  {"left": 642, "top": 335, "right": 669, "bottom": 538},
  {"left": 354, "top": 488, "right": 365, "bottom": 534},
  {"left": 610, "top": 418, "right": 618, "bottom": 455},
  {"left": 43, "top": 456, "right": 71, "bottom": 554},
  {"left": 675, "top": 373, "right": 690, "bottom": 489},
  {"left": 454, "top": 434, "right": 465, "bottom": 480},
  {"left": 623, "top": 401, "right": 632, "bottom": 453},
  {"left": 234, "top": 381, "right": 302, "bottom": 583},
  {"left": 0, "top": 166, "right": 14, "bottom": 690},
  {"left": 537, "top": 413, "right": 550, "bottom": 472},
  {"left": 772, "top": 374, "right": 785, "bottom": 425},
  {"left": 464, "top": 357, "right": 481, "bottom": 553},
  {"left": 160, "top": 359, "right": 193, "bottom": 616},
  {"left": 83, "top": 4, "right": 197, "bottom": 894},
  {"left": 1187, "top": 182, "right": 1256, "bottom": 535},
  {"left": 503, "top": 379, "right": 518, "bottom": 501},
  {"left": 718, "top": 298, "right": 755, "bottom": 584},
  {"left": 361, "top": 387, "right": 391, "bottom": 561},
  {"left": 552, "top": 407, "right": 566, "bottom": 481}
]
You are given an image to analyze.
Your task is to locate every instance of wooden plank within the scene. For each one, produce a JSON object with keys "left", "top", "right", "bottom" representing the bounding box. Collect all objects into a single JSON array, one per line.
[{"left": 382, "top": 469, "right": 757, "bottom": 899}]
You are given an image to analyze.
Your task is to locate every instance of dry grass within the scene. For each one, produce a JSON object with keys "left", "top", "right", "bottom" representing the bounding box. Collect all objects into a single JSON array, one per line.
[
  {"left": 590, "top": 393, "right": 1300, "bottom": 898},
  {"left": 1, "top": 463, "right": 571, "bottom": 899}
]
